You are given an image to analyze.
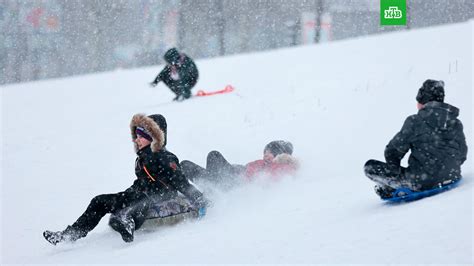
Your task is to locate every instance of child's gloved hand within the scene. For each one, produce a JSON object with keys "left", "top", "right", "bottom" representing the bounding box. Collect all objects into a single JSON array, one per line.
[
  {"left": 149, "top": 80, "right": 159, "bottom": 87},
  {"left": 193, "top": 196, "right": 210, "bottom": 218},
  {"left": 197, "top": 206, "right": 207, "bottom": 218}
]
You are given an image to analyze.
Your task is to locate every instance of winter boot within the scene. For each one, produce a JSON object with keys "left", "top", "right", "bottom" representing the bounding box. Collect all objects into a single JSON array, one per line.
[
  {"left": 172, "top": 94, "right": 184, "bottom": 101},
  {"left": 182, "top": 90, "right": 192, "bottom": 100},
  {"left": 109, "top": 215, "right": 135, "bottom": 243},
  {"left": 43, "top": 225, "right": 86, "bottom": 245},
  {"left": 374, "top": 185, "right": 396, "bottom": 199}
]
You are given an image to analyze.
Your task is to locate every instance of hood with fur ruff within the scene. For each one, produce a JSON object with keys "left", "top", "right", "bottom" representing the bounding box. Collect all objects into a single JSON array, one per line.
[{"left": 130, "top": 113, "right": 166, "bottom": 152}]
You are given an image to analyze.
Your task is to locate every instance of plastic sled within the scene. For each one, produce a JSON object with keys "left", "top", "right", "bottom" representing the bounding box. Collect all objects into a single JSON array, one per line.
[
  {"left": 141, "top": 196, "right": 202, "bottom": 228},
  {"left": 195, "top": 85, "right": 234, "bottom": 97},
  {"left": 383, "top": 178, "right": 461, "bottom": 202}
]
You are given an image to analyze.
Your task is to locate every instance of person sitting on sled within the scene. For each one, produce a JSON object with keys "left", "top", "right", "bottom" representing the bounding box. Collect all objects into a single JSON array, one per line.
[
  {"left": 181, "top": 140, "right": 299, "bottom": 185},
  {"left": 364, "top": 79, "right": 468, "bottom": 199},
  {"left": 149, "top": 47, "right": 199, "bottom": 102},
  {"left": 43, "top": 114, "right": 207, "bottom": 244}
]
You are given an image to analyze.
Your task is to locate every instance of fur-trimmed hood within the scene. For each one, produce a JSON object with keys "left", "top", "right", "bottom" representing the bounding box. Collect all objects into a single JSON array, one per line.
[{"left": 130, "top": 113, "right": 167, "bottom": 152}]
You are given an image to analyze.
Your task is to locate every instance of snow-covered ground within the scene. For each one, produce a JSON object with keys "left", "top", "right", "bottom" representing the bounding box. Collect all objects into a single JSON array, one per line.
[{"left": 1, "top": 21, "right": 473, "bottom": 264}]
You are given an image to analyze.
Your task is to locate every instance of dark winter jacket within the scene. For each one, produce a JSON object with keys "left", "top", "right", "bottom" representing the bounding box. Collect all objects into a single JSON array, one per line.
[
  {"left": 127, "top": 114, "right": 203, "bottom": 204},
  {"left": 385, "top": 101, "right": 468, "bottom": 188},
  {"left": 153, "top": 54, "right": 199, "bottom": 89}
]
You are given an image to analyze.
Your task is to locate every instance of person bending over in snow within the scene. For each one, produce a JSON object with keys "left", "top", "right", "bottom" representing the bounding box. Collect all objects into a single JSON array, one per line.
[
  {"left": 149, "top": 47, "right": 199, "bottom": 102},
  {"left": 181, "top": 140, "right": 299, "bottom": 185},
  {"left": 43, "top": 114, "right": 207, "bottom": 244},
  {"left": 364, "top": 79, "right": 467, "bottom": 199}
]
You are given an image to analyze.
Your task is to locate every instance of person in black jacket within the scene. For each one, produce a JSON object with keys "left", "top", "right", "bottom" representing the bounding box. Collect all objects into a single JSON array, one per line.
[
  {"left": 364, "top": 79, "right": 468, "bottom": 199},
  {"left": 43, "top": 114, "right": 206, "bottom": 244},
  {"left": 150, "top": 48, "right": 199, "bottom": 101}
]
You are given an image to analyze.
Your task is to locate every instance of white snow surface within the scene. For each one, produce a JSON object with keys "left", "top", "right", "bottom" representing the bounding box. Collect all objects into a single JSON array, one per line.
[{"left": 1, "top": 21, "right": 473, "bottom": 264}]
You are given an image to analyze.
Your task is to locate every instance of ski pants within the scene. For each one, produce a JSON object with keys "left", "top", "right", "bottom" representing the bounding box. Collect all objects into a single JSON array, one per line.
[
  {"left": 70, "top": 191, "right": 146, "bottom": 237},
  {"left": 181, "top": 151, "right": 245, "bottom": 183},
  {"left": 365, "top": 159, "right": 462, "bottom": 191},
  {"left": 163, "top": 78, "right": 196, "bottom": 99},
  {"left": 108, "top": 198, "right": 153, "bottom": 232},
  {"left": 364, "top": 159, "right": 421, "bottom": 191}
]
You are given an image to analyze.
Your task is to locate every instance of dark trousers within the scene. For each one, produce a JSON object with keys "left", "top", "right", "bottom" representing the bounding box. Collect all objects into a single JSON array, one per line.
[
  {"left": 181, "top": 151, "right": 244, "bottom": 183},
  {"left": 70, "top": 191, "right": 144, "bottom": 236},
  {"left": 170, "top": 85, "right": 192, "bottom": 99},
  {"left": 163, "top": 79, "right": 196, "bottom": 99},
  {"left": 108, "top": 198, "right": 152, "bottom": 232},
  {"left": 364, "top": 159, "right": 421, "bottom": 190}
]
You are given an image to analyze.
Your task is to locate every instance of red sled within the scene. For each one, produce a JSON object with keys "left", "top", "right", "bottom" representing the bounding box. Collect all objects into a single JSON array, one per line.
[{"left": 195, "top": 85, "right": 235, "bottom": 97}]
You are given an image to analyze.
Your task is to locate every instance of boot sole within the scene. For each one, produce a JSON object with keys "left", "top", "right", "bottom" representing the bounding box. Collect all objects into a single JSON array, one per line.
[
  {"left": 43, "top": 231, "right": 60, "bottom": 245},
  {"left": 109, "top": 219, "right": 134, "bottom": 243}
]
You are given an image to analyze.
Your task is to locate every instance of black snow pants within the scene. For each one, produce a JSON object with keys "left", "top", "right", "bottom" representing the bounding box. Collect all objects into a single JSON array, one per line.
[
  {"left": 364, "top": 159, "right": 421, "bottom": 191},
  {"left": 163, "top": 79, "right": 196, "bottom": 99},
  {"left": 69, "top": 191, "right": 146, "bottom": 238},
  {"left": 181, "top": 151, "right": 245, "bottom": 183}
]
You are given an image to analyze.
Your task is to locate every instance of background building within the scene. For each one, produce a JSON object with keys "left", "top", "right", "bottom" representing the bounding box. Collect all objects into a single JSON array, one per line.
[{"left": 1, "top": 0, "right": 473, "bottom": 85}]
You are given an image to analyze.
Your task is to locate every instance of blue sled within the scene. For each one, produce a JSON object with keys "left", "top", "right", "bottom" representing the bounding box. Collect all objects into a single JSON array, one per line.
[{"left": 383, "top": 179, "right": 462, "bottom": 203}]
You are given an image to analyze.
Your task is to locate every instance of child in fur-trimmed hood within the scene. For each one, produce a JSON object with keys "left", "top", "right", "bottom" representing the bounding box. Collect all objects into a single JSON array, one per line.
[{"left": 43, "top": 113, "right": 206, "bottom": 244}]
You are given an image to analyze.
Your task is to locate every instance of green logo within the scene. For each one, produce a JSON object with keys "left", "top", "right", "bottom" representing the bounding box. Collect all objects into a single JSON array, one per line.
[{"left": 380, "top": 0, "right": 406, "bottom": 26}]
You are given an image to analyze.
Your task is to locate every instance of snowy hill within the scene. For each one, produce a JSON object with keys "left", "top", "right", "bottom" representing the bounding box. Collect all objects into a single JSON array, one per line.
[{"left": 1, "top": 21, "right": 472, "bottom": 264}]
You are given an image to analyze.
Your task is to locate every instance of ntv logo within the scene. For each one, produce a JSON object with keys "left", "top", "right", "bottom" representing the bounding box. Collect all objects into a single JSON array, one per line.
[
  {"left": 384, "top": 6, "right": 403, "bottom": 19},
  {"left": 380, "top": 0, "right": 406, "bottom": 26}
]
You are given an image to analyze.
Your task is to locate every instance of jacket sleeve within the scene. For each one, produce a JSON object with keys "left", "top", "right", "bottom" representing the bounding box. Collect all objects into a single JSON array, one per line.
[
  {"left": 384, "top": 116, "right": 416, "bottom": 168},
  {"left": 161, "top": 157, "right": 205, "bottom": 205},
  {"left": 125, "top": 178, "right": 148, "bottom": 194},
  {"left": 153, "top": 66, "right": 170, "bottom": 83},
  {"left": 244, "top": 160, "right": 265, "bottom": 180},
  {"left": 172, "top": 171, "right": 204, "bottom": 204},
  {"left": 455, "top": 120, "right": 468, "bottom": 164}
]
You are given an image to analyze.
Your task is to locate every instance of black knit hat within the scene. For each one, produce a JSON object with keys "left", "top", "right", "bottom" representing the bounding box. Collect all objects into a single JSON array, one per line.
[
  {"left": 264, "top": 140, "right": 293, "bottom": 156},
  {"left": 148, "top": 114, "right": 167, "bottom": 147},
  {"left": 416, "top": 79, "right": 445, "bottom": 104},
  {"left": 164, "top": 48, "right": 180, "bottom": 65}
]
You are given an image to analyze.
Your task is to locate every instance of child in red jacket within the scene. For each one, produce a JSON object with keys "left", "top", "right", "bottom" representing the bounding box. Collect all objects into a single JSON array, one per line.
[
  {"left": 181, "top": 140, "right": 299, "bottom": 184},
  {"left": 244, "top": 143, "right": 299, "bottom": 181}
]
